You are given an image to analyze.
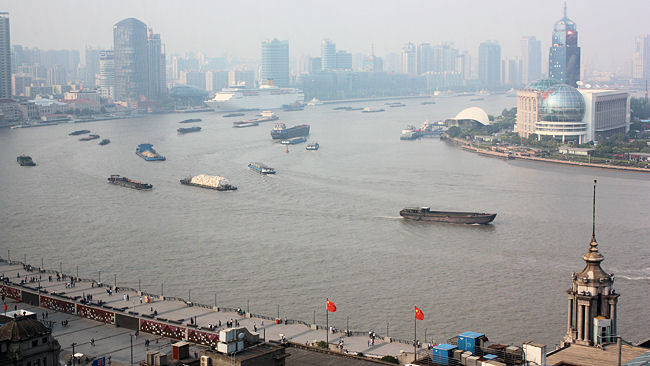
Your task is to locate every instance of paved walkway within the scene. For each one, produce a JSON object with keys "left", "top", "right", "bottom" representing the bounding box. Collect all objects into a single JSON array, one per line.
[{"left": 1, "top": 261, "right": 427, "bottom": 362}]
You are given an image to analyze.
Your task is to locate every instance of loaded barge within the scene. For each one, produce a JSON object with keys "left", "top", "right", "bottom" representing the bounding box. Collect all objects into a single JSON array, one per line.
[
  {"left": 180, "top": 174, "right": 237, "bottom": 191},
  {"left": 136, "top": 144, "right": 166, "bottom": 161},
  {"left": 248, "top": 162, "right": 275, "bottom": 175},
  {"left": 400, "top": 207, "right": 496, "bottom": 224},
  {"left": 107, "top": 175, "right": 152, "bottom": 190},
  {"left": 177, "top": 126, "right": 202, "bottom": 134}
]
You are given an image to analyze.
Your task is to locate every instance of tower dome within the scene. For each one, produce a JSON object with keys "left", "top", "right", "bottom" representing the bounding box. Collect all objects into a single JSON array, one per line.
[
  {"left": 538, "top": 84, "right": 585, "bottom": 122},
  {"left": 526, "top": 78, "right": 560, "bottom": 91}
]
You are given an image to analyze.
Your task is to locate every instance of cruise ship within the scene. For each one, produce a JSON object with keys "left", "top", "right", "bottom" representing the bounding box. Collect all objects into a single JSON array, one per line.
[{"left": 205, "top": 85, "right": 304, "bottom": 112}]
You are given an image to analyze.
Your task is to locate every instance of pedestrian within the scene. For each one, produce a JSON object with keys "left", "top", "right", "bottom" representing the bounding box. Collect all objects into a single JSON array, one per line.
[
  {"left": 368, "top": 339, "right": 370, "bottom": 347},
  {"left": 253, "top": 323, "right": 257, "bottom": 332},
  {"left": 261, "top": 320, "right": 264, "bottom": 327},
  {"left": 91, "top": 338, "right": 95, "bottom": 346}
]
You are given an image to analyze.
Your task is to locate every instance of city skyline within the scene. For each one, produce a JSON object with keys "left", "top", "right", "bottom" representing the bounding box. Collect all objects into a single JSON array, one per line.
[{"left": 3, "top": 0, "right": 649, "bottom": 74}]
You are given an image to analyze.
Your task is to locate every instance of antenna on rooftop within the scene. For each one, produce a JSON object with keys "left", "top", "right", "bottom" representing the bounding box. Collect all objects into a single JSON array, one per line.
[
  {"left": 592, "top": 179, "right": 597, "bottom": 240},
  {"left": 563, "top": 1, "right": 567, "bottom": 18}
]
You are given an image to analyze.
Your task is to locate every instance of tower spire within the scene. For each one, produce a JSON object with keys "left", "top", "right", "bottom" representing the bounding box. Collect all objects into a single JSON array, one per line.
[
  {"left": 563, "top": 1, "right": 567, "bottom": 18},
  {"left": 592, "top": 179, "right": 596, "bottom": 239}
]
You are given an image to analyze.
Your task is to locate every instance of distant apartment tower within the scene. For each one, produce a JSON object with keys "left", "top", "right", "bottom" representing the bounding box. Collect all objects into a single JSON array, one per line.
[
  {"left": 549, "top": 4, "right": 580, "bottom": 87},
  {"left": 321, "top": 39, "right": 336, "bottom": 71},
  {"left": 633, "top": 34, "right": 650, "bottom": 82},
  {"left": 479, "top": 41, "right": 501, "bottom": 88},
  {"left": 98, "top": 50, "right": 115, "bottom": 100},
  {"left": 84, "top": 47, "right": 101, "bottom": 87},
  {"left": 113, "top": 18, "right": 149, "bottom": 101},
  {"left": 456, "top": 51, "right": 471, "bottom": 80},
  {"left": 401, "top": 43, "right": 417, "bottom": 75},
  {"left": 205, "top": 70, "right": 229, "bottom": 92},
  {"left": 261, "top": 38, "right": 289, "bottom": 87},
  {"left": 0, "top": 13, "right": 11, "bottom": 98},
  {"left": 501, "top": 57, "right": 521, "bottom": 86},
  {"left": 308, "top": 57, "right": 322, "bottom": 74},
  {"left": 431, "top": 44, "right": 458, "bottom": 73},
  {"left": 520, "top": 36, "right": 542, "bottom": 84},
  {"left": 147, "top": 29, "right": 166, "bottom": 100},
  {"left": 336, "top": 51, "right": 352, "bottom": 70},
  {"left": 417, "top": 43, "right": 433, "bottom": 74},
  {"left": 229, "top": 70, "right": 255, "bottom": 88}
]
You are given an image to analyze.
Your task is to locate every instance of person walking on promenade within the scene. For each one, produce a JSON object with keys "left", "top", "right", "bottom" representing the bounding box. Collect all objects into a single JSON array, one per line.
[{"left": 90, "top": 338, "right": 95, "bottom": 346}]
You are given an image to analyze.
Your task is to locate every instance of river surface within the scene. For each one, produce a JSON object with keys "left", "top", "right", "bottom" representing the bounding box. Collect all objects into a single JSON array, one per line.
[{"left": 1, "top": 94, "right": 648, "bottom": 347}]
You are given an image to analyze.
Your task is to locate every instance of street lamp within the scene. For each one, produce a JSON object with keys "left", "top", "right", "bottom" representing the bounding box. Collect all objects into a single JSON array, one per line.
[
  {"left": 129, "top": 334, "right": 133, "bottom": 365},
  {"left": 71, "top": 342, "right": 77, "bottom": 366}
]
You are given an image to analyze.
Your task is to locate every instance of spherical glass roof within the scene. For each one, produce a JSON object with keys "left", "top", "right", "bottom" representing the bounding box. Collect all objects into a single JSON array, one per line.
[
  {"left": 527, "top": 78, "right": 561, "bottom": 91},
  {"left": 538, "top": 84, "right": 585, "bottom": 122}
]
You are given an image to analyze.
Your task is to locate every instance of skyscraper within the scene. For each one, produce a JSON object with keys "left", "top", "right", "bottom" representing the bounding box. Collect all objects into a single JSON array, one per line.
[
  {"left": 417, "top": 43, "right": 433, "bottom": 75},
  {"left": 335, "top": 51, "right": 352, "bottom": 70},
  {"left": 147, "top": 29, "right": 166, "bottom": 100},
  {"left": 321, "top": 39, "right": 336, "bottom": 71},
  {"left": 98, "top": 50, "right": 115, "bottom": 100},
  {"left": 633, "top": 34, "right": 650, "bottom": 82},
  {"left": 549, "top": 4, "right": 580, "bottom": 87},
  {"left": 479, "top": 41, "right": 501, "bottom": 88},
  {"left": 0, "top": 13, "right": 11, "bottom": 98},
  {"left": 401, "top": 43, "right": 417, "bottom": 75},
  {"left": 113, "top": 18, "right": 148, "bottom": 101},
  {"left": 520, "top": 36, "right": 542, "bottom": 84},
  {"left": 261, "top": 39, "right": 289, "bottom": 87}
]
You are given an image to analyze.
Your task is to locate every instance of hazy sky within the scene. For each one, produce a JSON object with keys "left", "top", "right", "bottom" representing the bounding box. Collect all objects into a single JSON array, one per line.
[{"left": 5, "top": 0, "right": 650, "bottom": 72}]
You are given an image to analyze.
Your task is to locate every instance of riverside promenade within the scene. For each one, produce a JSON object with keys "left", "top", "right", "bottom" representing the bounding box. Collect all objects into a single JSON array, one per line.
[{"left": 0, "top": 259, "right": 424, "bottom": 363}]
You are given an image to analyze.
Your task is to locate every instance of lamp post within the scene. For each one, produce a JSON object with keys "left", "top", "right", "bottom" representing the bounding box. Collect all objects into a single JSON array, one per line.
[
  {"left": 129, "top": 334, "right": 133, "bottom": 365},
  {"left": 71, "top": 342, "right": 76, "bottom": 366},
  {"left": 98, "top": 271, "right": 101, "bottom": 283}
]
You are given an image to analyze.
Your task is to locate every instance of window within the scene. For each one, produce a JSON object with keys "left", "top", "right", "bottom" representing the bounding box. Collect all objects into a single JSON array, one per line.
[
  {"left": 32, "top": 340, "right": 38, "bottom": 347},
  {"left": 42, "top": 337, "right": 48, "bottom": 344}
]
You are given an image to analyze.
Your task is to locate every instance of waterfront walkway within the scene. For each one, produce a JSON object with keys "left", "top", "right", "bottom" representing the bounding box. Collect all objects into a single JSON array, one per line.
[{"left": 0, "top": 260, "right": 424, "bottom": 363}]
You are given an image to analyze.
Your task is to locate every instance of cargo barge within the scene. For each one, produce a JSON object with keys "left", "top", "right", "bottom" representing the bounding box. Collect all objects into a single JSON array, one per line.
[
  {"left": 233, "top": 112, "right": 279, "bottom": 127},
  {"left": 79, "top": 134, "right": 100, "bottom": 141},
  {"left": 179, "top": 118, "right": 202, "bottom": 124},
  {"left": 280, "top": 136, "right": 307, "bottom": 145},
  {"left": 400, "top": 207, "right": 496, "bottom": 224},
  {"left": 177, "top": 126, "right": 202, "bottom": 134},
  {"left": 271, "top": 123, "right": 310, "bottom": 140},
  {"left": 361, "top": 107, "right": 385, "bottom": 113},
  {"left": 99, "top": 139, "right": 111, "bottom": 145},
  {"left": 223, "top": 113, "right": 245, "bottom": 118},
  {"left": 232, "top": 122, "right": 259, "bottom": 128},
  {"left": 69, "top": 130, "right": 90, "bottom": 136},
  {"left": 17, "top": 155, "right": 36, "bottom": 166},
  {"left": 136, "top": 144, "right": 166, "bottom": 161},
  {"left": 180, "top": 175, "right": 237, "bottom": 191},
  {"left": 248, "top": 162, "right": 275, "bottom": 175},
  {"left": 107, "top": 175, "right": 152, "bottom": 190}
]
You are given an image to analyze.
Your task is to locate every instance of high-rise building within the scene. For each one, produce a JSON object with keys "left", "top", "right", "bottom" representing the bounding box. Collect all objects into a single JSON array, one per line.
[
  {"left": 401, "top": 43, "right": 417, "bottom": 75},
  {"left": 0, "top": 13, "right": 11, "bottom": 98},
  {"left": 520, "top": 36, "right": 542, "bottom": 84},
  {"left": 97, "top": 50, "right": 115, "bottom": 100},
  {"left": 84, "top": 47, "right": 101, "bottom": 87},
  {"left": 633, "top": 34, "right": 650, "bottom": 82},
  {"left": 261, "top": 39, "right": 289, "bottom": 87},
  {"left": 321, "top": 39, "right": 336, "bottom": 71},
  {"left": 47, "top": 65, "right": 66, "bottom": 86},
  {"left": 479, "top": 41, "right": 501, "bottom": 88},
  {"left": 549, "top": 4, "right": 580, "bottom": 87},
  {"left": 417, "top": 43, "right": 433, "bottom": 75},
  {"left": 205, "top": 70, "right": 229, "bottom": 92},
  {"left": 431, "top": 43, "right": 458, "bottom": 73},
  {"left": 308, "top": 57, "right": 322, "bottom": 74},
  {"left": 147, "top": 29, "right": 166, "bottom": 100},
  {"left": 229, "top": 70, "right": 255, "bottom": 88},
  {"left": 502, "top": 57, "right": 521, "bottom": 87},
  {"left": 113, "top": 18, "right": 148, "bottom": 101},
  {"left": 456, "top": 51, "right": 471, "bottom": 80},
  {"left": 335, "top": 51, "right": 352, "bottom": 71}
]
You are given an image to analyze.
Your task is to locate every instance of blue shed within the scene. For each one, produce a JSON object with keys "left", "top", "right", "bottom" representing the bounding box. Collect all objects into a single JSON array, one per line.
[
  {"left": 484, "top": 354, "right": 498, "bottom": 360},
  {"left": 457, "top": 331, "right": 484, "bottom": 354},
  {"left": 432, "top": 344, "right": 457, "bottom": 365}
]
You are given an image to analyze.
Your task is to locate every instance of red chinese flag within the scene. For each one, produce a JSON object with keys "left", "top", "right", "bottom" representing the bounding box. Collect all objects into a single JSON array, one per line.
[
  {"left": 326, "top": 298, "right": 337, "bottom": 312},
  {"left": 3, "top": 304, "right": 6, "bottom": 311},
  {"left": 414, "top": 306, "right": 424, "bottom": 320}
]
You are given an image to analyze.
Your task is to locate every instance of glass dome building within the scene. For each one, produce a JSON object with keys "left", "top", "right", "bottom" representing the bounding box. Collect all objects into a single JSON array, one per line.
[
  {"left": 538, "top": 84, "right": 585, "bottom": 122},
  {"left": 526, "top": 78, "right": 561, "bottom": 91}
]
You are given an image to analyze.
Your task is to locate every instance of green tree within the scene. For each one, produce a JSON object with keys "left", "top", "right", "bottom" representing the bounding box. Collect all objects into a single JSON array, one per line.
[
  {"left": 448, "top": 126, "right": 461, "bottom": 138},
  {"left": 380, "top": 355, "right": 399, "bottom": 364}
]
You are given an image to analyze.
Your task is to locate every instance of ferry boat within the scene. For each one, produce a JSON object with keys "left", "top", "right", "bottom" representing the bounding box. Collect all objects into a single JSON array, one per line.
[
  {"left": 280, "top": 136, "right": 307, "bottom": 145},
  {"left": 99, "top": 139, "right": 111, "bottom": 145},
  {"left": 420, "top": 121, "right": 446, "bottom": 137},
  {"left": 400, "top": 207, "right": 496, "bottom": 224},
  {"left": 271, "top": 123, "right": 310, "bottom": 140},
  {"left": 205, "top": 85, "right": 304, "bottom": 112},
  {"left": 248, "top": 162, "right": 276, "bottom": 175},
  {"left": 361, "top": 107, "right": 385, "bottom": 113},
  {"left": 400, "top": 125, "right": 421, "bottom": 140},
  {"left": 17, "top": 155, "right": 36, "bottom": 166},
  {"left": 306, "top": 142, "right": 320, "bottom": 150},
  {"left": 136, "top": 144, "right": 166, "bottom": 161},
  {"left": 107, "top": 175, "right": 152, "bottom": 190},
  {"left": 177, "top": 126, "right": 202, "bottom": 134}
]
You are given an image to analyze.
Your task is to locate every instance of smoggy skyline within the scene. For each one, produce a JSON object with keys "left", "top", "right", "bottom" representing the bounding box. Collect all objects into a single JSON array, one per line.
[{"left": 4, "top": 0, "right": 649, "bottom": 73}]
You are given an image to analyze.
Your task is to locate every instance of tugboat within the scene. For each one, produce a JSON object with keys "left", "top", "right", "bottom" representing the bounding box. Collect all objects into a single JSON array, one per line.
[
  {"left": 107, "top": 175, "right": 152, "bottom": 190},
  {"left": 17, "top": 155, "right": 36, "bottom": 166},
  {"left": 248, "top": 162, "right": 276, "bottom": 175},
  {"left": 99, "top": 139, "right": 111, "bottom": 145},
  {"left": 400, "top": 207, "right": 496, "bottom": 224},
  {"left": 306, "top": 142, "right": 320, "bottom": 150}
]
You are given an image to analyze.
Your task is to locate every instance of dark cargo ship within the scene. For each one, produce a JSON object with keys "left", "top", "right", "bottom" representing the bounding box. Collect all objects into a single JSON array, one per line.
[
  {"left": 271, "top": 123, "right": 310, "bottom": 140},
  {"left": 69, "top": 130, "right": 90, "bottom": 136},
  {"left": 17, "top": 155, "right": 36, "bottom": 166},
  {"left": 179, "top": 118, "right": 201, "bottom": 123},
  {"left": 400, "top": 207, "right": 496, "bottom": 224},
  {"left": 99, "top": 139, "right": 111, "bottom": 145},
  {"left": 107, "top": 175, "right": 152, "bottom": 190},
  {"left": 177, "top": 126, "right": 202, "bottom": 134}
]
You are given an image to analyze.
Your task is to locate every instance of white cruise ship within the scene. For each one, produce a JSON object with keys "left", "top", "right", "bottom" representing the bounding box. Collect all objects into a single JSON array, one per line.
[{"left": 205, "top": 85, "right": 304, "bottom": 112}]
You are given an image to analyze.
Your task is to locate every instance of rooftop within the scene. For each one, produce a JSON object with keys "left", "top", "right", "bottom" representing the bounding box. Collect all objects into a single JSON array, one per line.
[
  {"left": 0, "top": 316, "right": 51, "bottom": 342},
  {"left": 546, "top": 343, "right": 647, "bottom": 366}
]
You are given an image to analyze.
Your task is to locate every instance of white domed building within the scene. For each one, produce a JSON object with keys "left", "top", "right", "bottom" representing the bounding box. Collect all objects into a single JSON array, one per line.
[
  {"left": 446, "top": 106, "right": 491, "bottom": 128},
  {"left": 515, "top": 79, "right": 630, "bottom": 143}
]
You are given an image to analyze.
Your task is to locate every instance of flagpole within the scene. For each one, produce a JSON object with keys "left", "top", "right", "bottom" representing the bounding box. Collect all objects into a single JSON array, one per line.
[
  {"left": 414, "top": 308, "right": 417, "bottom": 362},
  {"left": 326, "top": 305, "right": 329, "bottom": 346}
]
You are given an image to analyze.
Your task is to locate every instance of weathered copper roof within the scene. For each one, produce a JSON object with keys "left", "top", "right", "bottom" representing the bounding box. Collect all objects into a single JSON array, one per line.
[
  {"left": 0, "top": 317, "right": 51, "bottom": 342},
  {"left": 577, "top": 236, "right": 611, "bottom": 282}
]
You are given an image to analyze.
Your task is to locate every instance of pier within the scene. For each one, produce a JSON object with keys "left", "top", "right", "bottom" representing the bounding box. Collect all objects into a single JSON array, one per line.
[{"left": 0, "top": 259, "right": 425, "bottom": 364}]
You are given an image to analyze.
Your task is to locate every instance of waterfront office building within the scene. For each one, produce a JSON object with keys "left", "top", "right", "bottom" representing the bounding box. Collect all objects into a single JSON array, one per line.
[
  {"left": 0, "top": 13, "right": 11, "bottom": 98},
  {"left": 401, "top": 42, "right": 417, "bottom": 75},
  {"left": 260, "top": 39, "right": 289, "bottom": 87},
  {"left": 321, "top": 39, "right": 336, "bottom": 71},
  {"left": 147, "top": 29, "right": 167, "bottom": 100},
  {"left": 478, "top": 41, "right": 501, "bottom": 89},
  {"left": 515, "top": 78, "right": 629, "bottom": 143},
  {"left": 549, "top": 5, "right": 581, "bottom": 87},
  {"left": 632, "top": 34, "right": 650, "bottom": 82},
  {"left": 113, "top": 18, "right": 149, "bottom": 101},
  {"left": 98, "top": 50, "right": 115, "bottom": 100}
]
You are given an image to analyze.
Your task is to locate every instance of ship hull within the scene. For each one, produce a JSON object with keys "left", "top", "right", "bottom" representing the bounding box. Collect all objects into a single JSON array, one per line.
[
  {"left": 180, "top": 180, "right": 237, "bottom": 191},
  {"left": 108, "top": 176, "right": 152, "bottom": 190},
  {"left": 400, "top": 210, "right": 496, "bottom": 224},
  {"left": 271, "top": 125, "right": 310, "bottom": 140}
]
